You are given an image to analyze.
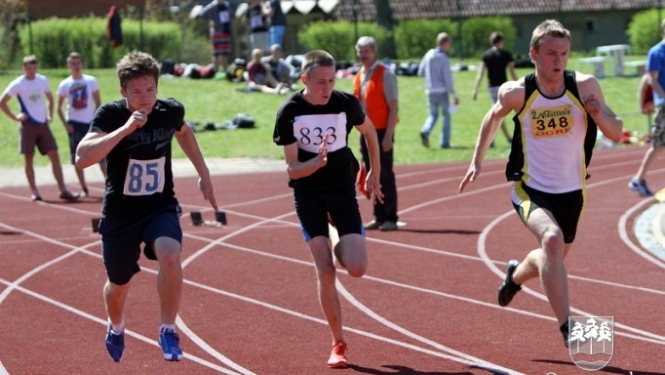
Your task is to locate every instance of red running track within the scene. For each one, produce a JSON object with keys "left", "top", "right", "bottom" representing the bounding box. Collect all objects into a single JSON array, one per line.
[{"left": 1, "top": 145, "right": 664, "bottom": 375}]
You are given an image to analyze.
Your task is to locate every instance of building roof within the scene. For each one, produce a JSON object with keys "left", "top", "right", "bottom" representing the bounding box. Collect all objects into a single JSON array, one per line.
[{"left": 332, "top": 0, "right": 660, "bottom": 21}]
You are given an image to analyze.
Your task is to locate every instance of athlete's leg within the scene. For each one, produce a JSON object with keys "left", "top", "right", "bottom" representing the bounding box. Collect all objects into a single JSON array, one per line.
[
  {"left": 153, "top": 236, "right": 183, "bottom": 325},
  {"left": 104, "top": 279, "right": 131, "bottom": 327},
  {"left": 308, "top": 236, "right": 344, "bottom": 343},
  {"left": 335, "top": 233, "right": 367, "bottom": 278},
  {"left": 514, "top": 208, "right": 570, "bottom": 326}
]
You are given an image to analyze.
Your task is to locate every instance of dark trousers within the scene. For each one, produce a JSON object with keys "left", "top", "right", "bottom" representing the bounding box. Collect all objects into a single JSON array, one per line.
[{"left": 360, "top": 129, "right": 398, "bottom": 222}]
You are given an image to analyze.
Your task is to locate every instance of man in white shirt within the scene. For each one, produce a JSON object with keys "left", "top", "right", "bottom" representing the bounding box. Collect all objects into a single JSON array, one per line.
[
  {"left": 0, "top": 55, "right": 78, "bottom": 201},
  {"left": 57, "top": 52, "right": 105, "bottom": 197}
]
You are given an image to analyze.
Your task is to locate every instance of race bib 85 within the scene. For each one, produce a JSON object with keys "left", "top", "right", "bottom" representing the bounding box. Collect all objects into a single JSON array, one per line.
[{"left": 123, "top": 157, "right": 166, "bottom": 196}]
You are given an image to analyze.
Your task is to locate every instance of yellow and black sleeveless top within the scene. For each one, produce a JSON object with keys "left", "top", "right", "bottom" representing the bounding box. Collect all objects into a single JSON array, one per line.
[{"left": 505, "top": 70, "right": 597, "bottom": 193}]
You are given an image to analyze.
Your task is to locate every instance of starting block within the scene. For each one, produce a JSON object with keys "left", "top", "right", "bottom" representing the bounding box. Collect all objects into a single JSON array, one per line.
[{"left": 190, "top": 211, "right": 227, "bottom": 227}]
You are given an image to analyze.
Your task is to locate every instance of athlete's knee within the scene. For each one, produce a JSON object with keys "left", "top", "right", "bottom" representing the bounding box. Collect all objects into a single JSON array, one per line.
[
  {"left": 541, "top": 229, "right": 564, "bottom": 256},
  {"left": 317, "top": 266, "right": 337, "bottom": 287},
  {"left": 346, "top": 262, "right": 366, "bottom": 278}
]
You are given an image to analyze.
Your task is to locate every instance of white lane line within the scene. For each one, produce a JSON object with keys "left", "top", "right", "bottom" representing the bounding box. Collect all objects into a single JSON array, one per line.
[
  {"left": 0, "top": 278, "right": 244, "bottom": 375},
  {"left": 477, "top": 174, "right": 665, "bottom": 344},
  {"left": 619, "top": 197, "right": 665, "bottom": 270},
  {"left": 336, "top": 281, "right": 523, "bottom": 375}
]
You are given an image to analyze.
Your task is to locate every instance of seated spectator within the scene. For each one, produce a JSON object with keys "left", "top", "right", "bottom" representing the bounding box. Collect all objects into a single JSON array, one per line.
[
  {"left": 246, "top": 48, "right": 288, "bottom": 94},
  {"left": 261, "top": 44, "right": 296, "bottom": 88}
]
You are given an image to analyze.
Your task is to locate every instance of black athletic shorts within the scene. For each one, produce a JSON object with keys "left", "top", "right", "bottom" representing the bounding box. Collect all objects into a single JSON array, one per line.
[
  {"left": 99, "top": 204, "right": 182, "bottom": 285},
  {"left": 511, "top": 181, "right": 585, "bottom": 244},
  {"left": 294, "top": 186, "right": 364, "bottom": 242}
]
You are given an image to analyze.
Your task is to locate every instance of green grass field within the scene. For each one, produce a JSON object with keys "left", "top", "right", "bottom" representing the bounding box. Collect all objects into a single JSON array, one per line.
[{"left": 0, "top": 62, "right": 646, "bottom": 169}]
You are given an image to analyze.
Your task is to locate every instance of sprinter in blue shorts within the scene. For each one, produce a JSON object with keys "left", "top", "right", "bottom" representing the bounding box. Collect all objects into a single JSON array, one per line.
[
  {"left": 273, "top": 49, "right": 383, "bottom": 368},
  {"left": 76, "top": 51, "right": 218, "bottom": 362}
]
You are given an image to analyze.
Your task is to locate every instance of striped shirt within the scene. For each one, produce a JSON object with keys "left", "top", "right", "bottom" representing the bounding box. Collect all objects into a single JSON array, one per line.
[{"left": 418, "top": 47, "right": 455, "bottom": 96}]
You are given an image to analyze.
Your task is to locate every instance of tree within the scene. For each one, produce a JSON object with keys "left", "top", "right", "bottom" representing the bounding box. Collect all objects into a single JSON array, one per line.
[{"left": 372, "top": 0, "right": 396, "bottom": 58}]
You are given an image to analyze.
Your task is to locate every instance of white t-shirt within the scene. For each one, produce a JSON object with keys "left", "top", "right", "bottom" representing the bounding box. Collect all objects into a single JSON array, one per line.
[
  {"left": 2, "top": 74, "right": 51, "bottom": 123},
  {"left": 57, "top": 74, "right": 100, "bottom": 123}
]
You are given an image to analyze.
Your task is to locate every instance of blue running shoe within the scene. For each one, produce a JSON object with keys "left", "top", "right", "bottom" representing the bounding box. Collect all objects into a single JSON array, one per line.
[
  {"left": 105, "top": 325, "right": 125, "bottom": 362},
  {"left": 628, "top": 178, "right": 654, "bottom": 197},
  {"left": 159, "top": 328, "right": 183, "bottom": 361}
]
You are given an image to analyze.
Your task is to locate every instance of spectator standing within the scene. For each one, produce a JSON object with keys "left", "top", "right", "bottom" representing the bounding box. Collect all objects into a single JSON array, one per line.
[
  {"left": 628, "top": 19, "right": 665, "bottom": 197},
  {"left": 418, "top": 32, "right": 459, "bottom": 149},
  {"left": 267, "top": 0, "right": 286, "bottom": 49},
  {"left": 0, "top": 55, "right": 79, "bottom": 201},
  {"left": 243, "top": 0, "right": 270, "bottom": 54},
  {"left": 57, "top": 52, "right": 106, "bottom": 197},
  {"left": 471, "top": 31, "right": 518, "bottom": 146},
  {"left": 198, "top": 0, "right": 234, "bottom": 73},
  {"left": 353, "top": 36, "right": 399, "bottom": 231}
]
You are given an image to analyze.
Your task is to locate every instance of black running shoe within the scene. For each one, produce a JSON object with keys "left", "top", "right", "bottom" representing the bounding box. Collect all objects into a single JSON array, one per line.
[
  {"left": 560, "top": 322, "right": 570, "bottom": 348},
  {"left": 497, "top": 260, "right": 521, "bottom": 307}
]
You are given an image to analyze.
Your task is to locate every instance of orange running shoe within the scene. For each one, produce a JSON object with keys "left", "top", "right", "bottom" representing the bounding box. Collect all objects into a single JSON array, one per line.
[{"left": 327, "top": 340, "right": 348, "bottom": 368}]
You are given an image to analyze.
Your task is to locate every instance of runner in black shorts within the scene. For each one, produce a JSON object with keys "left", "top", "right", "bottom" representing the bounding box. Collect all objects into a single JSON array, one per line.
[
  {"left": 273, "top": 50, "right": 383, "bottom": 369},
  {"left": 511, "top": 181, "right": 584, "bottom": 244},
  {"left": 460, "top": 20, "right": 623, "bottom": 349},
  {"left": 76, "top": 51, "right": 219, "bottom": 363}
]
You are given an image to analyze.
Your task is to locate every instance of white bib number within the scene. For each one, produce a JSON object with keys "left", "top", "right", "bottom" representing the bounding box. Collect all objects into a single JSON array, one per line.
[
  {"left": 123, "top": 157, "right": 166, "bottom": 196},
  {"left": 293, "top": 113, "right": 347, "bottom": 153},
  {"left": 218, "top": 10, "right": 230, "bottom": 23},
  {"left": 250, "top": 14, "right": 263, "bottom": 28}
]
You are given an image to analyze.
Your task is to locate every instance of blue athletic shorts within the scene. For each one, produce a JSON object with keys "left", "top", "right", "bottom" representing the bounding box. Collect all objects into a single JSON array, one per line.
[
  {"left": 99, "top": 204, "right": 183, "bottom": 285},
  {"left": 511, "top": 181, "right": 584, "bottom": 244},
  {"left": 294, "top": 187, "right": 364, "bottom": 242}
]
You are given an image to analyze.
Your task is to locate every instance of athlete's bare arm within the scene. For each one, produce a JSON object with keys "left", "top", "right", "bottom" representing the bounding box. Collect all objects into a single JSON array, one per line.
[
  {"left": 575, "top": 72, "right": 623, "bottom": 143},
  {"left": 459, "top": 79, "right": 525, "bottom": 192}
]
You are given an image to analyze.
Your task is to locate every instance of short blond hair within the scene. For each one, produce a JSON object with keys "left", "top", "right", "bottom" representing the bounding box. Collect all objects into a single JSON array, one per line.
[
  {"left": 530, "top": 19, "right": 571, "bottom": 51},
  {"left": 22, "top": 55, "right": 38, "bottom": 66},
  {"left": 436, "top": 32, "right": 451, "bottom": 46}
]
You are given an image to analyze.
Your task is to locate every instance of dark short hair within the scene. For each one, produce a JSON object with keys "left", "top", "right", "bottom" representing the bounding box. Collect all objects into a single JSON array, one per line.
[
  {"left": 489, "top": 31, "right": 504, "bottom": 46},
  {"left": 301, "top": 50, "right": 335, "bottom": 77},
  {"left": 67, "top": 52, "right": 82, "bottom": 63},
  {"left": 116, "top": 51, "right": 160, "bottom": 88}
]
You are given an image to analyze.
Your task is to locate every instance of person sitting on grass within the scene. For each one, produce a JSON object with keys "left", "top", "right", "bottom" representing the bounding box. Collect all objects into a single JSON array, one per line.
[{"left": 245, "top": 48, "right": 288, "bottom": 94}]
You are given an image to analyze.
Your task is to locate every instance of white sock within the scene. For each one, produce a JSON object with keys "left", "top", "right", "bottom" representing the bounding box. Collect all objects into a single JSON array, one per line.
[
  {"left": 111, "top": 317, "right": 125, "bottom": 335},
  {"left": 160, "top": 324, "right": 176, "bottom": 333}
]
